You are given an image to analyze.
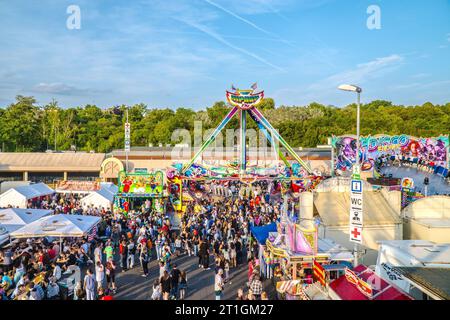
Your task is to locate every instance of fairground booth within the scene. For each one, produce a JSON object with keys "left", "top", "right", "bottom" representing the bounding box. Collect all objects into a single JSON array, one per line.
[
  {"left": 114, "top": 170, "right": 167, "bottom": 218},
  {"left": 328, "top": 264, "right": 413, "bottom": 300},
  {"left": 0, "top": 183, "right": 55, "bottom": 208},
  {"left": 258, "top": 202, "right": 353, "bottom": 300}
]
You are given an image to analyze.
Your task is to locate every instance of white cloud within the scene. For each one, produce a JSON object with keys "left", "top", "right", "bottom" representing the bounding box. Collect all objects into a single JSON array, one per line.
[
  {"left": 31, "top": 83, "right": 106, "bottom": 96},
  {"left": 272, "top": 54, "right": 404, "bottom": 105},
  {"left": 309, "top": 54, "right": 404, "bottom": 91}
]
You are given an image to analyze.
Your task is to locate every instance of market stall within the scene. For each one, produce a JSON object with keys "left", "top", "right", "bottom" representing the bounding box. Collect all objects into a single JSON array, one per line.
[
  {"left": 0, "top": 208, "right": 53, "bottom": 245},
  {"left": 328, "top": 264, "right": 413, "bottom": 300},
  {"left": 262, "top": 207, "right": 353, "bottom": 299},
  {"left": 80, "top": 187, "right": 116, "bottom": 211},
  {"left": 250, "top": 222, "right": 278, "bottom": 279},
  {"left": 10, "top": 214, "right": 101, "bottom": 239},
  {"left": 114, "top": 170, "right": 167, "bottom": 217},
  {"left": 0, "top": 183, "right": 54, "bottom": 208}
]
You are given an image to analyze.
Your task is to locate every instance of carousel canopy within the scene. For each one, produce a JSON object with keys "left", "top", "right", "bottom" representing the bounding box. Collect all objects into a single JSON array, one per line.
[{"left": 10, "top": 214, "right": 101, "bottom": 239}]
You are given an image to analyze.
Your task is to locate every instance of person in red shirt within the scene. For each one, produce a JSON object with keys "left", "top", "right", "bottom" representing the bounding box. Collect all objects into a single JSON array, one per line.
[
  {"left": 47, "top": 248, "right": 56, "bottom": 260},
  {"left": 248, "top": 257, "right": 254, "bottom": 282}
]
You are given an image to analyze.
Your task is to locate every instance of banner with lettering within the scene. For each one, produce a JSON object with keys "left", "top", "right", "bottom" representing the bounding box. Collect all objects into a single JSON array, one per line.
[{"left": 332, "top": 134, "right": 449, "bottom": 174}]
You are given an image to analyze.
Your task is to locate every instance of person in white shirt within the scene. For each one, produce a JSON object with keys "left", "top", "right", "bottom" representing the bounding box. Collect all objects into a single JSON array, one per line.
[
  {"left": 214, "top": 269, "right": 224, "bottom": 300},
  {"left": 52, "top": 263, "right": 62, "bottom": 281},
  {"left": 95, "top": 261, "right": 105, "bottom": 290},
  {"left": 52, "top": 243, "right": 60, "bottom": 257},
  {"left": 94, "top": 243, "right": 103, "bottom": 264},
  {"left": 46, "top": 277, "right": 60, "bottom": 299}
]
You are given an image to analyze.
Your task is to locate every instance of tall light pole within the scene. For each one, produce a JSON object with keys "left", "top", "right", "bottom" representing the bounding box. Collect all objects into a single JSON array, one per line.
[
  {"left": 338, "top": 84, "right": 362, "bottom": 170},
  {"left": 338, "top": 84, "right": 362, "bottom": 267},
  {"left": 125, "top": 107, "right": 129, "bottom": 173}
]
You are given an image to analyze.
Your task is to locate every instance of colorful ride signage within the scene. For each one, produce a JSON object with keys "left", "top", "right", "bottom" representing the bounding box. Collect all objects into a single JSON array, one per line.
[
  {"left": 332, "top": 134, "right": 449, "bottom": 174},
  {"left": 117, "top": 170, "right": 164, "bottom": 196},
  {"left": 349, "top": 178, "right": 363, "bottom": 243},
  {"left": 226, "top": 88, "right": 264, "bottom": 110}
]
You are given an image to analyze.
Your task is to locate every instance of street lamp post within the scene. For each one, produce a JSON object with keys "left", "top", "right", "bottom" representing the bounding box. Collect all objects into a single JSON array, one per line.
[
  {"left": 126, "top": 107, "right": 129, "bottom": 173},
  {"left": 338, "top": 84, "right": 362, "bottom": 267}
]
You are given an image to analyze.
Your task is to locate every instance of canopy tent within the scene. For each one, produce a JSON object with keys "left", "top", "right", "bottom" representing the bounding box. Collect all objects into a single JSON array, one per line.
[
  {"left": 10, "top": 214, "right": 101, "bottom": 238},
  {"left": 0, "top": 225, "right": 19, "bottom": 246},
  {"left": 0, "top": 208, "right": 53, "bottom": 225},
  {"left": 80, "top": 187, "right": 115, "bottom": 211},
  {"left": 0, "top": 183, "right": 54, "bottom": 208},
  {"left": 251, "top": 222, "right": 277, "bottom": 244},
  {"left": 99, "top": 182, "right": 118, "bottom": 194},
  {"left": 0, "top": 208, "right": 53, "bottom": 246}
]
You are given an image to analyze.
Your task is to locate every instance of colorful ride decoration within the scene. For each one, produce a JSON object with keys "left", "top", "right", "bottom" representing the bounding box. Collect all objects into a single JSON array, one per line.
[
  {"left": 166, "top": 168, "right": 185, "bottom": 213},
  {"left": 166, "top": 85, "right": 323, "bottom": 215},
  {"left": 226, "top": 88, "right": 264, "bottom": 110},
  {"left": 332, "top": 134, "right": 450, "bottom": 175},
  {"left": 400, "top": 177, "right": 424, "bottom": 209},
  {"left": 117, "top": 170, "right": 164, "bottom": 196},
  {"left": 180, "top": 84, "right": 313, "bottom": 179},
  {"left": 114, "top": 170, "right": 165, "bottom": 216}
]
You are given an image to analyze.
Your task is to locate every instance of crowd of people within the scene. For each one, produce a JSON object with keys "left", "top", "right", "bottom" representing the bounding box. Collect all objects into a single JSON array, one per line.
[{"left": 0, "top": 179, "right": 292, "bottom": 300}]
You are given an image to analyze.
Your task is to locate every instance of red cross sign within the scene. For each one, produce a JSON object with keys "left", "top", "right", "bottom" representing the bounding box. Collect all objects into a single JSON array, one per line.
[{"left": 350, "top": 226, "right": 362, "bottom": 243}]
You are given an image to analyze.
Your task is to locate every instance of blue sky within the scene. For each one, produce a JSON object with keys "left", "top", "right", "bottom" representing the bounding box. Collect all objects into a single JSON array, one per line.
[{"left": 0, "top": 0, "right": 449, "bottom": 109}]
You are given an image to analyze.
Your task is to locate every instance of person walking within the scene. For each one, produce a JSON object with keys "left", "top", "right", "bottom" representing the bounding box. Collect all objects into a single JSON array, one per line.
[
  {"left": 214, "top": 269, "right": 224, "bottom": 300},
  {"left": 199, "top": 238, "right": 210, "bottom": 270},
  {"left": 249, "top": 275, "right": 263, "bottom": 300},
  {"left": 95, "top": 261, "right": 105, "bottom": 290},
  {"left": 179, "top": 271, "right": 187, "bottom": 300},
  {"left": 94, "top": 242, "right": 103, "bottom": 265},
  {"left": 127, "top": 239, "right": 136, "bottom": 269},
  {"left": 120, "top": 240, "right": 128, "bottom": 272},
  {"left": 151, "top": 280, "right": 162, "bottom": 300},
  {"left": 139, "top": 245, "right": 149, "bottom": 277},
  {"left": 170, "top": 264, "right": 181, "bottom": 299},
  {"left": 103, "top": 242, "right": 114, "bottom": 263},
  {"left": 83, "top": 269, "right": 96, "bottom": 300},
  {"left": 160, "top": 271, "right": 171, "bottom": 300},
  {"left": 105, "top": 257, "right": 117, "bottom": 293}
]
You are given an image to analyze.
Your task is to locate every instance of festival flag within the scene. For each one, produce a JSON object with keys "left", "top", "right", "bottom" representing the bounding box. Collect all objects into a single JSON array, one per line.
[
  {"left": 313, "top": 259, "right": 326, "bottom": 286},
  {"left": 251, "top": 82, "right": 258, "bottom": 90},
  {"left": 231, "top": 84, "right": 237, "bottom": 91},
  {"left": 87, "top": 225, "right": 98, "bottom": 242}
]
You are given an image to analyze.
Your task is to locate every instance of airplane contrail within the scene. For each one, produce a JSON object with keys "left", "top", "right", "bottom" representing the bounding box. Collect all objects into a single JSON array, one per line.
[
  {"left": 180, "top": 19, "right": 285, "bottom": 72},
  {"left": 202, "top": 0, "right": 296, "bottom": 48}
]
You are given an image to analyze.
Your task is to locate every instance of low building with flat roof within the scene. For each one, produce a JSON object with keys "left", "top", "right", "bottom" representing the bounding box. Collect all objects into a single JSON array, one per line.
[{"left": 0, "top": 152, "right": 105, "bottom": 184}]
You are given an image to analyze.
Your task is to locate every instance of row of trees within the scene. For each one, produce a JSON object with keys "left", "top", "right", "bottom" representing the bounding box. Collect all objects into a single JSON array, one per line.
[{"left": 0, "top": 95, "right": 449, "bottom": 153}]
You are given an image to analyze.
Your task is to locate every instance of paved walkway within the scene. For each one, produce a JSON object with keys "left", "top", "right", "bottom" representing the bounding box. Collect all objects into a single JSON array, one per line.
[{"left": 113, "top": 253, "right": 250, "bottom": 300}]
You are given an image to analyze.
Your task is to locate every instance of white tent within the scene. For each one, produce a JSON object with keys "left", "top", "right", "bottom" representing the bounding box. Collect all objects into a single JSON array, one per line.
[
  {"left": 0, "top": 208, "right": 53, "bottom": 245},
  {"left": 99, "top": 182, "right": 118, "bottom": 194},
  {"left": 0, "top": 208, "right": 53, "bottom": 225},
  {"left": 10, "top": 214, "right": 101, "bottom": 238},
  {"left": 0, "top": 183, "right": 54, "bottom": 208},
  {"left": 80, "top": 187, "right": 115, "bottom": 211}
]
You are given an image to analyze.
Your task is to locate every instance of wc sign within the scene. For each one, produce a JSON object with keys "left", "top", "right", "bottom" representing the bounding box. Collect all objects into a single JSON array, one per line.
[{"left": 349, "top": 179, "right": 363, "bottom": 243}]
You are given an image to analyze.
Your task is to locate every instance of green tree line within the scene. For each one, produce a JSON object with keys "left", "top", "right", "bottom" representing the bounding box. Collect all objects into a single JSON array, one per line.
[{"left": 0, "top": 96, "right": 449, "bottom": 153}]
